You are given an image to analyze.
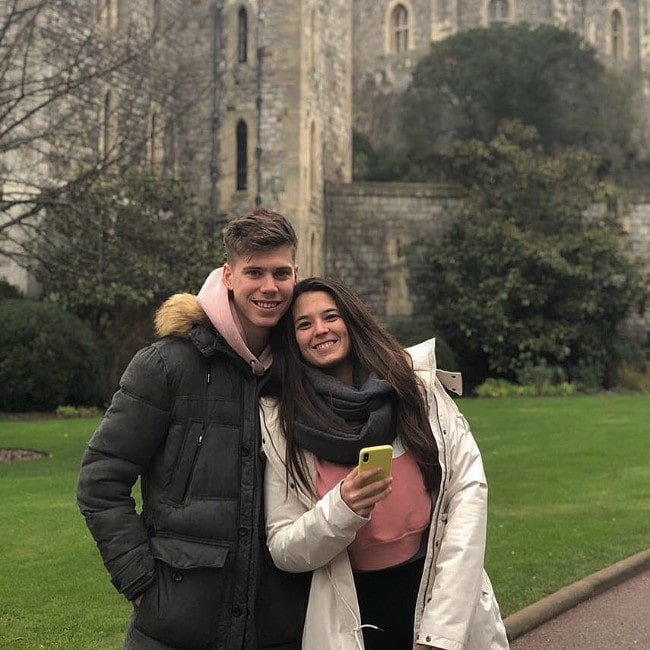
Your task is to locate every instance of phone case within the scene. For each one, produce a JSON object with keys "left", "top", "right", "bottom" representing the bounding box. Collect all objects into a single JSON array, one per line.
[{"left": 358, "top": 444, "right": 393, "bottom": 481}]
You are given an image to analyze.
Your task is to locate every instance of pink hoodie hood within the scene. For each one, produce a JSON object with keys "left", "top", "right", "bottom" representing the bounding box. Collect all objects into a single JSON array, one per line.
[{"left": 196, "top": 267, "right": 272, "bottom": 376}]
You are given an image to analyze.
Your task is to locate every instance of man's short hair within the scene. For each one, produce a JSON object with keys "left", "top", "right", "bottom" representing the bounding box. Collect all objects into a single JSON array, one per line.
[{"left": 223, "top": 208, "right": 298, "bottom": 262}]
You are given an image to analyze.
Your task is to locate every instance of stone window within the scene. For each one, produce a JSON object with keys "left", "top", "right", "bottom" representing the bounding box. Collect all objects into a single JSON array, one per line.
[
  {"left": 488, "top": 0, "right": 510, "bottom": 24},
  {"left": 238, "top": 7, "right": 248, "bottom": 63},
  {"left": 611, "top": 9, "right": 624, "bottom": 60},
  {"left": 97, "top": 0, "right": 118, "bottom": 30},
  {"left": 308, "top": 231, "right": 320, "bottom": 276},
  {"left": 99, "top": 90, "right": 116, "bottom": 159},
  {"left": 309, "top": 9, "right": 319, "bottom": 71},
  {"left": 236, "top": 120, "right": 248, "bottom": 191},
  {"left": 309, "top": 121, "right": 317, "bottom": 197},
  {"left": 152, "top": 0, "right": 162, "bottom": 37},
  {"left": 149, "top": 109, "right": 164, "bottom": 171},
  {"left": 391, "top": 4, "right": 409, "bottom": 53}
]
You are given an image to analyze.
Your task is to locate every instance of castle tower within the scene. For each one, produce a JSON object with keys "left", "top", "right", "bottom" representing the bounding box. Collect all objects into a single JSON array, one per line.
[{"left": 215, "top": 0, "right": 353, "bottom": 276}]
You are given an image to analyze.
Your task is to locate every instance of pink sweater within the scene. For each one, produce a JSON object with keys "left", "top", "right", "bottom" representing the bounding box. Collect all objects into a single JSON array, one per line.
[{"left": 316, "top": 448, "right": 432, "bottom": 571}]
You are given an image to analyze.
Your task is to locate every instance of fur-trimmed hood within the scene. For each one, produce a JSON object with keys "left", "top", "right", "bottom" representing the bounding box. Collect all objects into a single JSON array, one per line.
[{"left": 154, "top": 293, "right": 210, "bottom": 339}]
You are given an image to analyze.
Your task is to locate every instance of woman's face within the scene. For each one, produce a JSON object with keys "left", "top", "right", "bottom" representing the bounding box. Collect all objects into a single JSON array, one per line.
[{"left": 292, "top": 290, "right": 353, "bottom": 383}]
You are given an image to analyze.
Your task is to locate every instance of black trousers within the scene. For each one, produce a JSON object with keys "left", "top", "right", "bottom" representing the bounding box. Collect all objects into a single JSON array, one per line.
[{"left": 353, "top": 556, "right": 425, "bottom": 650}]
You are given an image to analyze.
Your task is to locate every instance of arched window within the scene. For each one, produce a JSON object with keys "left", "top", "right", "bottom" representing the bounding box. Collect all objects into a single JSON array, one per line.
[
  {"left": 236, "top": 120, "right": 248, "bottom": 190},
  {"left": 152, "top": 0, "right": 162, "bottom": 37},
  {"left": 611, "top": 9, "right": 623, "bottom": 60},
  {"left": 309, "top": 231, "right": 319, "bottom": 276},
  {"left": 309, "top": 122, "right": 317, "bottom": 197},
  {"left": 391, "top": 4, "right": 409, "bottom": 53},
  {"left": 97, "top": 0, "right": 118, "bottom": 29},
  {"left": 488, "top": 0, "right": 510, "bottom": 23},
  {"left": 149, "top": 110, "right": 164, "bottom": 171},
  {"left": 309, "top": 10, "right": 318, "bottom": 71},
  {"left": 100, "top": 91, "right": 115, "bottom": 158},
  {"left": 238, "top": 7, "right": 248, "bottom": 63}
]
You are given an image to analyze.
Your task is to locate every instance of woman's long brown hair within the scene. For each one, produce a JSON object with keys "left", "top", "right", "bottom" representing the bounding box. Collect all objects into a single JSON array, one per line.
[{"left": 267, "top": 277, "right": 441, "bottom": 498}]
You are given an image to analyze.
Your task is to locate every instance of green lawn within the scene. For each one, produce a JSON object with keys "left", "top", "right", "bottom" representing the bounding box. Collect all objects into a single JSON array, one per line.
[
  {"left": 0, "top": 418, "right": 128, "bottom": 650},
  {"left": 461, "top": 394, "right": 650, "bottom": 616},
  {"left": 1, "top": 395, "right": 649, "bottom": 648}
]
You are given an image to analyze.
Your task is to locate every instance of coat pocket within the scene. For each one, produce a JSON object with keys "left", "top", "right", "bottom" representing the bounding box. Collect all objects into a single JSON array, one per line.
[
  {"left": 466, "top": 570, "right": 509, "bottom": 650},
  {"left": 134, "top": 536, "right": 233, "bottom": 649}
]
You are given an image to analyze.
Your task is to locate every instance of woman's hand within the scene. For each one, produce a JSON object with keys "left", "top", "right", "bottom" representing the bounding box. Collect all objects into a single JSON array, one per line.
[{"left": 340, "top": 466, "right": 392, "bottom": 517}]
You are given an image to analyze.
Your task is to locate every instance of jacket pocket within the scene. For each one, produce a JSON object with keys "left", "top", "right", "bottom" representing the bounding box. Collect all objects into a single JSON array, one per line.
[
  {"left": 169, "top": 420, "right": 204, "bottom": 504},
  {"left": 466, "top": 570, "right": 509, "bottom": 650},
  {"left": 133, "top": 536, "right": 233, "bottom": 649}
]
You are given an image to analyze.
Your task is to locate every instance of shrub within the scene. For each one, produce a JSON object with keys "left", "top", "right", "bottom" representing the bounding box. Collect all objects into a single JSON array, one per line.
[
  {"left": 476, "top": 377, "right": 576, "bottom": 398},
  {"left": 569, "top": 358, "right": 606, "bottom": 393},
  {"left": 516, "top": 363, "right": 567, "bottom": 389},
  {"left": 385, "top": 316, "right": 457, "bottom": 370},
  {"left": 611, "top": 339, "right": 648, "bottom": 373},
  {"left": 0, "top": 278, "right": 23, "bottom": 300},
  {"left": 55, "top": 405, "right": 104, "bottom": 418},
  {"left": 615, "top": 364, "right": 650, "bottom": 393},
  {"left": 0, "top": 300, "right": 103, "bottom": 412}
]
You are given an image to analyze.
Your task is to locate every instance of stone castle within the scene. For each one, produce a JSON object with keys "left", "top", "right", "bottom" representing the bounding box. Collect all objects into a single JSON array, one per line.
[{"left": 2, "top": 0, "right": 649, "bottom": 337}]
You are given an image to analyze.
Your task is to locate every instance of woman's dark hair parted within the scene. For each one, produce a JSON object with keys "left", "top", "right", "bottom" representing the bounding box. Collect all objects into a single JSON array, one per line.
[{"left": 268, "top": 277, "right": 441, "bottom": 496}]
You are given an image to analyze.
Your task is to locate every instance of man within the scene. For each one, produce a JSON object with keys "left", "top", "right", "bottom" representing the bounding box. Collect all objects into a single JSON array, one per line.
[{"left": 77, "top": 208, "right": 303, "bottom": 649}]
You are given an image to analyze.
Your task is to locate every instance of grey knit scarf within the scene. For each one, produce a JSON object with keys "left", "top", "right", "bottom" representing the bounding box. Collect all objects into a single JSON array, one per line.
[{"left": 294, "top": 364, "right": 396, "bottom": 464}]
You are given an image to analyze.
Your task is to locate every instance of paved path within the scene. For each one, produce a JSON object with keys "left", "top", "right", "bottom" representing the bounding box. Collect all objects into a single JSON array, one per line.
[
  {"left": 504, "top": 549, "right": 650, "bottom": 650},
  {"left": 510, "top": 568, "right": 650, "bottom": 649}
]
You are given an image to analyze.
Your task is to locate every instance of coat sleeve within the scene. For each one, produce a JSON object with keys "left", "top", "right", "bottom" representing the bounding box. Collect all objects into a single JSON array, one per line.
[
  {"left": 417, "top": 387, "right": 489, "bottom": 649},
  {"left": 76, "top": 345, "right": 172, "bottom": 601},
  {"left": 263, "top": 419, "right": 368, "bottom": 573}
]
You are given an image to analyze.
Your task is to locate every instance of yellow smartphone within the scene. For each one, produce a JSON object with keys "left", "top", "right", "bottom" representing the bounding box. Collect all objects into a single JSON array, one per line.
[{"left": 358, "top": 444, "right": 393, "bottom": 483}]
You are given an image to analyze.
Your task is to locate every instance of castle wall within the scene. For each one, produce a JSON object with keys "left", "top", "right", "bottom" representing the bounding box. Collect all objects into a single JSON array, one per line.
[
  {"left": 352, "top": 0, "right": 648, "bottom": 148},
  {"left": 324, "top": 182, "right": 650, "bottom": 341},
  {"left": 324, "top": 182, "right": 462, "bottom": 316},
  {"left": 620, "top": 190, "right": 650, "bottom": 339}
]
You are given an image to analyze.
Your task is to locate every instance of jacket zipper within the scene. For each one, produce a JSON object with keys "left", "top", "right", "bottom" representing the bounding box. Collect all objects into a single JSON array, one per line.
[
  {"left": 181, "top": 427, "right": 204, "bottom": 504},
  {"left": 180, "top": 364, "right": 210, "bottom": 504}
]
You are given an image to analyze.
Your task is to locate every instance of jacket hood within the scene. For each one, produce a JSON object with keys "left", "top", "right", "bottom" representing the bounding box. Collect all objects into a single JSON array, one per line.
[
  {"left": 407, "top": 338, "right": 463, "bottom": 396},
  {"left": 154, "top": 293, "right": 210, "bottom": 339}
]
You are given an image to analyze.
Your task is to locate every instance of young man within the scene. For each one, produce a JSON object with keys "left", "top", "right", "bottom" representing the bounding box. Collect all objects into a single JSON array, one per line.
[{"left": 77, "top": 208, "right": 302, "bottom": 650}]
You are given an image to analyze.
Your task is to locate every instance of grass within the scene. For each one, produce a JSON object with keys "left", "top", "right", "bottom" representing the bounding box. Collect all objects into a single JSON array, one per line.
[
  {"left": 1, "top": 395, "right": 649, "bottom": 647},
  {"left": 461, "top": 394, "right": 650, "bottom": 616},
  {"left": 0, "top": 418, "right": 128, "bottom": 650}
]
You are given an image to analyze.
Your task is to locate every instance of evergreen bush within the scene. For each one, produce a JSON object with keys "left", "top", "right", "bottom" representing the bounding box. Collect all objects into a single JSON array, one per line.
[
  {"left": 0, "top": 278, "right": 23, "bottom": 300},
  {"left": 385, "top": 316, "right": 457, "bottom": 371},
  {"left": 0, "top": 299, "right": 103, "bottom": 411}
]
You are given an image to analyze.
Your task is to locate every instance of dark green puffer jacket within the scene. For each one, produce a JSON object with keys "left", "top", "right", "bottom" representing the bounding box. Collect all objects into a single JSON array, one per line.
[{"left": 77, "top": 294, "right": 307, "bottom": 650}]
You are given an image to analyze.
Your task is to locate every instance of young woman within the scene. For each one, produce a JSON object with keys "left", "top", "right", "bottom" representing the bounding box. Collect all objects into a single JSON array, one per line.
[{"left": 261, "top": 278, "right": 509, "bottom": 650}]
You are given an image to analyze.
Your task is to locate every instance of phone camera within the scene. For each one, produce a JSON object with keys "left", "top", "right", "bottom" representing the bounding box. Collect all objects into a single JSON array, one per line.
[{"left": 362, "top": 453, "right": 369, "bottom": 462}]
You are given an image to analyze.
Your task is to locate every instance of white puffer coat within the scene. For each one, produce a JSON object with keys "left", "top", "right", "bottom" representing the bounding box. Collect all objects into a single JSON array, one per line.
[{"left": 260, "top": 339, "right": 509, "bottom": 650}]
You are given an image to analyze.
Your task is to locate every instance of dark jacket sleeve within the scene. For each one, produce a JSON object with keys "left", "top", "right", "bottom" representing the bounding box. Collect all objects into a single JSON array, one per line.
[{"left": 77, "top": 344, "right": 171, "bottom": 600}]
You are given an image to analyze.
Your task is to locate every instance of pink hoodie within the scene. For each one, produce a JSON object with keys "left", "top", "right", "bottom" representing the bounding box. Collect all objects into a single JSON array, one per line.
[{"left": 196, "top": 267, "right": 272, "bottom": 376}]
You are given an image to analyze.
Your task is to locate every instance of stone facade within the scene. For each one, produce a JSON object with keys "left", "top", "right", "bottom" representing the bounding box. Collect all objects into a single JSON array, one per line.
[
  {"left": 324, "top": 182, "right": 462, "bottom": 317},
  {"left": 209, "top": 0, "right": 352, "bottom": 276},
  {"left": 323, "top": 182, "right": 650, "bottom": 340},
  {"left": 353, "top": 0, "right": 650, "bottom": 151},
  {"left": 2, "top": 0, "right": 649, "bottom": 346}
]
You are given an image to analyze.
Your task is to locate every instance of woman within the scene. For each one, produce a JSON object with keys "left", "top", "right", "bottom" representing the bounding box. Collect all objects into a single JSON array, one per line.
[{"left": 261, "top": 278, "right": 509, "bottom": 650}]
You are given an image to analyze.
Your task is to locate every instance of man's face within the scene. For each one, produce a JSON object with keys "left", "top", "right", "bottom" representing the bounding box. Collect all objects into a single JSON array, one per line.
[{"left": 223, "top": 245, "right": 297, "bottom": 346}]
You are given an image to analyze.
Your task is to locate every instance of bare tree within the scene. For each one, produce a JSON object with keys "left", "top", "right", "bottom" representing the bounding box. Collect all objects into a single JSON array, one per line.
[{"left": 0, "top": 0, "right": 210, "bottom": 273}]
